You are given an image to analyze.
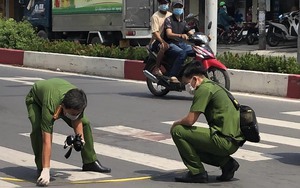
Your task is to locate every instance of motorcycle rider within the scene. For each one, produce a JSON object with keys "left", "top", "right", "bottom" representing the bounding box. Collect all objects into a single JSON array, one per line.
[
  {"left": 149, "top": 0, "right": 172, "bottom": 76},
  {"left": 217, "top": 1, "right": 233, "bottom": 31},
  {"left": 164, "top": 0, "right": 194, "bottom": 83}
]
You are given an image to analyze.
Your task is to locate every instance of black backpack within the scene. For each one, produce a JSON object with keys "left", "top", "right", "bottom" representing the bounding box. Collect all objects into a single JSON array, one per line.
[{"left": 209, "top": 81, "right": 260, "bottom": 143}]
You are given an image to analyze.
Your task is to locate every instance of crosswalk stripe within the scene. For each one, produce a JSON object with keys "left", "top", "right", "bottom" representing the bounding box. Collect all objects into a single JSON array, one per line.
[
  {"left": 21, "top": 133, "right": 186, "bottom": 171},
  {"left": 0, "top": 143, "right": 111, "bottom": 181},
  {"left": 260, "top": 133, "right": 300, "bottom": 147},
  {"left": 281, "top": 111, "right": 300, "bottom": 116},
  {"left": 95, "top": 125, "right": 280, "bottom": 161},
  {"left": 161, "top": 121, "right": 276, "bottom": 148},
  {"left": 0, "top": 180, "right": 20, "bottom": 188},
  {"left": 257, "top": 117, "right": 300, "bottom": 130}
]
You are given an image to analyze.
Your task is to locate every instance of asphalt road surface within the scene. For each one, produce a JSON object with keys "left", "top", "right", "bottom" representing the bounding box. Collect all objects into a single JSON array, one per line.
[{"left": 0, "top": 64, "right": 299, "bottom": 188}]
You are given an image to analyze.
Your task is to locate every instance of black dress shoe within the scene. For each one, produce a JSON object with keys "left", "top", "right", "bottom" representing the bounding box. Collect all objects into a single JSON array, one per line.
[
  {"left": 82, "top": 160, "right": 111, "bottom": 173},
  {"left": 216, "top": 157, "right": 239, "bottom": 181},
  {"left": 175, "top": 171, "right": 208, "bottom": 183}
]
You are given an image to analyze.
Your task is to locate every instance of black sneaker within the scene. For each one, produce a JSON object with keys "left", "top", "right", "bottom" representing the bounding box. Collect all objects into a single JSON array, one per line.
[
  {"left": 216, "top": 157, "right": 240, "bottom": 181},
  {"left": 175, "top": 171, "right": 208, "bottom": 183}
]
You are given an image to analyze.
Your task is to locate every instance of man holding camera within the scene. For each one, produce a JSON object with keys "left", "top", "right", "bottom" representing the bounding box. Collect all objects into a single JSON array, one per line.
[{"left": 25, "top": 78, "right": 111, "bottom": 186}]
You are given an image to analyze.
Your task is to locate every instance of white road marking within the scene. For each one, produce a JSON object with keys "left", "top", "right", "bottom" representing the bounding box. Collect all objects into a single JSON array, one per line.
[
  {"left": 260, "top": 133, "right": 300, "bottom": 147},
  {"left": 257, "top": 117, "right": 300, "bottom": 130},
  {"left": 0, "top": 77, "right": 43, "bottom": 85},
  {"left": 0, "top": 180, "right": 20, "bottom": 188},
  {"left": 281, "top": 111, "right": 300, "bottom": 116},
  {"left": 20, "top": 133, "right": 186, "bottom": 171},
  {"left": 0, "top": 143, "right": 111, "bottom": 181},
  {"left": 162, "top": 121, "right": 277, "bottom": 149},
  {"left": 95, "top": 125, "right": 280, "bottom": 161}
]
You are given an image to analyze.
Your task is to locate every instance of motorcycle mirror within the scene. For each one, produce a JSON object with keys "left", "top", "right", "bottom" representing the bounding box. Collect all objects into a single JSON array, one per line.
[
  {"left": 186, "top": 13, "right": 193, "bottom": 18},
  {"left": 208, "top": 21, "right": 212, "bottom": 30}
]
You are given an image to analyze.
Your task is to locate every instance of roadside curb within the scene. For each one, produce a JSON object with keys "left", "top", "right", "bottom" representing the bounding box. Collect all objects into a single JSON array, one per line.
[
  {"left": 0, "top": 48, "right": 299, "bottom": 99},
  {"left": 0, "top": 48, "right": 24, "bottom": 65}
]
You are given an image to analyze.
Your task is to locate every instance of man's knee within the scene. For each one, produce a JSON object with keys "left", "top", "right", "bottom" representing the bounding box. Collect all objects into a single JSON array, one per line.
[{"left": 170, "top": 125, "right": 185, "bottom": 139}]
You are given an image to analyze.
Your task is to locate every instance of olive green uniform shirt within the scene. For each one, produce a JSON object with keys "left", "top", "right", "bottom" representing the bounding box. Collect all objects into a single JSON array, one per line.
[
  {"left": 30, "top": 78, "right": 77, "bottom": 133},
  {"left": 190, "top": 78, "right": 243, "bottom": 141}
]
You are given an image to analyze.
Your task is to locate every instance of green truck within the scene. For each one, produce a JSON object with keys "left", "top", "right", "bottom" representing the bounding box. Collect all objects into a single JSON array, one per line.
[{"left": 20, "top": 0, "right": 156, "bottom": 46}]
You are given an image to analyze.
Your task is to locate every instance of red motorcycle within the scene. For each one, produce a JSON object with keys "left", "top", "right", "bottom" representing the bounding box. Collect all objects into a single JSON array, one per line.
[{"left": 143, "top": 22, "right": 230, "bottom": 97}]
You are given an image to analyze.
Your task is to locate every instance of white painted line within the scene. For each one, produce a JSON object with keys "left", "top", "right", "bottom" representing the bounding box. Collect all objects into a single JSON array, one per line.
[
  {"left": 21, "top": 133, "right": 186, "bottom": 171},
  {"left": 0, "top": 180, "right": 20, "bottom": 188},
  {"left": 95, "top": 125, "right": 171, "bottom": 143},
  {"left": 257, "top": 117, "right": 300, "bottom": 130},
  {"left": 231, "top": 149, "right": 281, "bottom": 161},
  {"left": 0, "top": 77, "right": 35, "bottom": 85},
  {"left": 162, "top": 121, "right": 277, "bottom": 149},
  {"left": 1, "top": 142, "right": 111, "bottom": 181},
  {"left": 15, "top": 77, "right": 44, "bottom": 81},
  {"left": 95, "top": 125, "right": 279, "bottom": 161},
  {"left": 260, "top": 133, "right": 300, "bottom": 147},
  {"left": 281, "top": 111, "right": 300, "bottom": 116}
]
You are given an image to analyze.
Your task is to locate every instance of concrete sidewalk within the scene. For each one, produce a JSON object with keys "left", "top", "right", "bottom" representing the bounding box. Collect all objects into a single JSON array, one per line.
[{"left": 217, "top": 42, "right": 298, "bottom": 58}]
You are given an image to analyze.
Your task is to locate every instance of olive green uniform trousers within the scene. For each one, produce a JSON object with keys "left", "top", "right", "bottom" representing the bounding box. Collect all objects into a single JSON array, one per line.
[
  {"left": 26, "top": 91, "right": 97, "bottom": 170},
  {"left": 171, "top": 125, "right": 239, "bottom": 175}
]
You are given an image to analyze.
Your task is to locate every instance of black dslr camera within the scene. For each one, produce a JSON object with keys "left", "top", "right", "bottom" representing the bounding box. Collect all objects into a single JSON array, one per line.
[{"left": 63, "top": 134, "right": 84, "bottom": 158}]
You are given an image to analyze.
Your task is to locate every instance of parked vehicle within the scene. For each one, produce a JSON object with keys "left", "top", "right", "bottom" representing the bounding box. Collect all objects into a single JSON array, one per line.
[
  {"left": 266, "top": 11, "right": 299, "bottom": 47},
  {"left": 218, "top": 22, "right": 255, "bottom": 44},
  {"left": 19, "top": 0, "right": 155, "bottom": 46},
  {"left": 143, "top": 22, "right": 230, "bottom": 97}
]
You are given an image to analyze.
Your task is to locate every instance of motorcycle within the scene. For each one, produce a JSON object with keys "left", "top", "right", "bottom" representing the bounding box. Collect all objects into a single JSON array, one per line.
[
  {"left": 143, "top": 22, "right": 230, "bottom": 97},
  {"left": 217, "top": 22, "right": 247, "bottom": 44},
  {"left": 266, "top": 11, "right": 299, "bottom": 47}
]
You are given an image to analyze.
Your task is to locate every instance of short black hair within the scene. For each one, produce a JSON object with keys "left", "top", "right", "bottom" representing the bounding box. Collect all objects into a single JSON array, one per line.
[
  {"left": 182, "top": 61, "right": 206, "bottom": 79},
  {"left": 62, "top": 88, "right": 87, "bottom": 110}
]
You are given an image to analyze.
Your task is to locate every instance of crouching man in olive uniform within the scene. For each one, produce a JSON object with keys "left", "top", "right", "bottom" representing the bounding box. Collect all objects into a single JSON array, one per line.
[
  {"left": 25, "top": 78, "right": 110, "bottom": 186},
  {"left": 170, "top": 62, "right": 244, "bottom": 183}
]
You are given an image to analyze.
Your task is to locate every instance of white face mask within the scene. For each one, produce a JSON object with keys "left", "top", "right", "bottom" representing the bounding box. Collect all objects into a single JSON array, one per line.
[
  {"left": 65, "top": 112, "right": 80, "bottom": 121},
  {"left": 185, "top": 83, "right": 196, "bottom": 95}
]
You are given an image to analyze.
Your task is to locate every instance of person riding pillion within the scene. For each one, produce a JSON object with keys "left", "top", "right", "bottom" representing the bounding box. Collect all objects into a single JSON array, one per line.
[
  {"left": 25, "top": 78, "right": 111, "bottom": 186},
  {"left": 150, "top": 0, "right": 172, "bottom": 76}
]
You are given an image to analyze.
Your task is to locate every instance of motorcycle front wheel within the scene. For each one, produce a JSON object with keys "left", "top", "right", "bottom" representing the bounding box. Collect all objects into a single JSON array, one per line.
[
  {"left": 206, "top": 67, "right": 230, "bottom": 90},
  {"left": 145, "top": 63, "right": 170, "bottom": 97}
]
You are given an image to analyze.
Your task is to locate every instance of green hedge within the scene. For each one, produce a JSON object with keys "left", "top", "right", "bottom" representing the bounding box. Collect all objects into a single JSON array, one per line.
[
  {"left": 1, "top": 18, "right": 300, "bottom": 74},
  {"left": 217, "top": 52, "right": 300, "bottom": 74}
]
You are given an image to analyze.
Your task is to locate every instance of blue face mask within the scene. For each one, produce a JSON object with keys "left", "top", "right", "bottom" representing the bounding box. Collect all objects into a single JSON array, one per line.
[
  {"left": 158, "top": 4, "right": 169, "bottom": 11},
  {"left": 173, "top": 8, "right": 183, "bottom": 16}
]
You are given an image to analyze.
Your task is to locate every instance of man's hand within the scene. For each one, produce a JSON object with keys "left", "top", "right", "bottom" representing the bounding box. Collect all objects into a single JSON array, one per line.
[
  {"left": 181, "top": 34, "right": 189, "bottom": 40},
  {"left": 161, "top": 41, "right": 169, "bottom": 50},
  {"left": 37, "top": 168, "right": 50, "bottom": 186}
]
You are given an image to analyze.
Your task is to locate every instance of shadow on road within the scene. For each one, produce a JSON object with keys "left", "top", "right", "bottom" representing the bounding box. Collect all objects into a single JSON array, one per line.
[{"left": 274, "top": 153, "right": 300, "bottom": 166}]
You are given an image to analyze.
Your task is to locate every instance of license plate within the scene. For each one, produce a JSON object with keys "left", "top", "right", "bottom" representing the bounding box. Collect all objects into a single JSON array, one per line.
[{"left": 242, "top": 30, "right": 248, "bottom": 35}]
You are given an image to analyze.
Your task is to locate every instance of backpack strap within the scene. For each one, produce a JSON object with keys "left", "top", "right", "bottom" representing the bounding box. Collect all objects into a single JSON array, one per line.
[{"left": 206, "top": 80, "right": 240, "bottom": 110}]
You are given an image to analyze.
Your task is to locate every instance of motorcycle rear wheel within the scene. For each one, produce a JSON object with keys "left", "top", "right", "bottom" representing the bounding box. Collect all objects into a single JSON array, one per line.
[
  {"left": 146, "top": 63, "right": 170, "bottom": 97},
  {"left": 246, "top": 33, "right": 256, "bottom": 45},
  {"left": 206, "top": 67, "right": 230, "bottom": 90},
  {"left": 266, "top": 27, "right": 280, "bottom": 47}
]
